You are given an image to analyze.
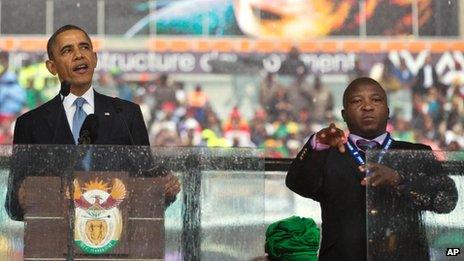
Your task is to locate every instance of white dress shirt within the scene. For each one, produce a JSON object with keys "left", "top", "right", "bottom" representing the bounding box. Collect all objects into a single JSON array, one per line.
[{"left": 62, "top": 87, "right": 95, "bottom": 132}]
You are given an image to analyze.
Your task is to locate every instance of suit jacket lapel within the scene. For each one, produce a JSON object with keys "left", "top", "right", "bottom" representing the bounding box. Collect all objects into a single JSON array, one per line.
[
  {"left": 93, "top": 91, "right": 114, "bottom": 144},
  {"left": 44, "top": 95, "right": 74, "bottom": 144},
  {"left": 342, "top": 147, "right": 364, "bottom": 180}
]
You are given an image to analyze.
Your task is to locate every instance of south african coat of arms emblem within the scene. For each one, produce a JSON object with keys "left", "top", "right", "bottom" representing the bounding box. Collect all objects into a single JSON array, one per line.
[{"left": 73, "top": 178, "right": 126, "bottom": 254}]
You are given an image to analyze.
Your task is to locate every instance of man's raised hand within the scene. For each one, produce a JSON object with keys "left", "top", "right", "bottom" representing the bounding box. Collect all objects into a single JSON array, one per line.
[{"left": 316, "top": 123, "right": 346, "bottom": 153}]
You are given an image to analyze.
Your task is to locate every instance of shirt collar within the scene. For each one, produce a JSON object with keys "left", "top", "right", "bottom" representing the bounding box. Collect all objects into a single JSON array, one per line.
[
  {"left": 62, "top": 86, "right": 95, "bottom": 110},
  {"left": 349, "top": 132, "right": 388, "bottom": 148}
]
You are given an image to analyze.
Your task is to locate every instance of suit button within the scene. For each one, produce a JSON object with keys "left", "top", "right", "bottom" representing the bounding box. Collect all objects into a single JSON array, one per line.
[{"left": 370, "top": 209, "right": 378, "bottom": 216}]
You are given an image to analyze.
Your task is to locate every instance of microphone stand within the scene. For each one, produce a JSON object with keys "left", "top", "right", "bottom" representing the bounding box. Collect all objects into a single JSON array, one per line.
[
  {"left": 64, "top": 132, "right": 92, "bottom": 260},
  {"left": 52, "top": 81, "right": 71, "bottom": 143}
]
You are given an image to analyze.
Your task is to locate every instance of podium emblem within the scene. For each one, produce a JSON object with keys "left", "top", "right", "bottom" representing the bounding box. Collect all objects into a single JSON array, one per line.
[{"left": 73, "top": 178, "right": 126, "bottom": 254}]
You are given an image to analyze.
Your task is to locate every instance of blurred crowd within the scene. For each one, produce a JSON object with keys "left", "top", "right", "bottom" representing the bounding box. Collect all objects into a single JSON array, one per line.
[
  {"left": 373, "top": 54, "right": 464, "bottom": 152},
  {"left": 0, "top": 50, "right": 463, "bottom": 157}
]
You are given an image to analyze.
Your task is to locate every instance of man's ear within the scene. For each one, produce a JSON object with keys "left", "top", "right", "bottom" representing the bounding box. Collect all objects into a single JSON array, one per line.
[
  {"left": 45, "top": 60, "right": 57, "bottom": 75},
  {"left": 341, "top": 109, "right": 346, "bottom": 122}
]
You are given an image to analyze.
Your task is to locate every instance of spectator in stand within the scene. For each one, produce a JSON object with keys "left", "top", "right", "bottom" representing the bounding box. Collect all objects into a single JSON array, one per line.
[
  {"left": 424, "top": 87, "right": 443, "bottom": 125},
  {"left": 0, "top": 118, "right": 14, "bottom": 144},
  {"left": 296, "top": 108, "right": 315, "bottom": 142},
  {"left": 0, "top": 51, "right": 26, "bottom": 125},
  {"left": 154, "top": 74, "right": 176, "bottom": 109},
  {"left": 286, "top": 122, "right": 302, "bottom": 158},
  {"left": 149, "top": 101, "right": 179, "bottom": 145},
  {"left": 174, "top": 81, "right": 187, "bottom": 106},
  {"left": 377, "top": 57, "right": 402, "bottom": 93},
  {"left": 114, "top": 71, "right": 133, "bottom": 102},
  {"left": 308, "top": 76, "right": 333, "bottom": 124},
  {"left": 251, "top": 122, "right": 268, "bottom": 148},
  {"left": 389, "top": 57, "right": 414, "bottom": 120},
  {"left": 288, "top": 72, "right": 312, "bottom": 116},
  {"left": 391, "top": 117, "right": 415, "bottom": 143},
  {"left": 154, "top": 128, "right": 180, "bottom": 147},
  {"left": 272, "top": 110, "right": 294, "bottom": 140},
  {"left": 250, "top": 108, "right": 268, "bottom": 147},
  {"left": 201, "top": 129, "right": 230, "bottom": 147},
  {"left": 223, "top": 107, "right": 254, "bottom": 147},
  {"left": 179, "top": 109, "right": 202, "bottom": 146},
  {"left": 188, "top": 84, "right": 209, "bottom": 124},
  {"left": 259, "top": 72, "right": 281, "bottom": 111},
  {"left": 349, "top": 58, "right": 366, "bottom": 81},
  {"left": 279, "top": 46, "right": 307, "bottom": 76},
  {"left": 140, "top": 75, "right": 157, "bottom": 111},
  {"left": 413, "top": 53, "right": 441, "bottom": 96},
  {"left": 447, "top": 79, "right": 464, "bottom": 101},
  {"left": 447, "top": 141, "right": 462, "bottom": 151},
  {"left": 422, "top": 115, "right": 441, "bottom": 141},
  {"left": 264, "top": 138, "right": 287, "bottom": 158},
  {"left": 24, "top": 77, "right": 41, "bottom": 110},
  {"left": 411, "top": 93, "right": 426, "bottom": 130},
  {"left": 394, "top": 57, "right": 414, "bottom": 88},
  {"left": 133, "top": 87, "right": 152, "bottom": 127},
  {"left": 203, "top": 110, "right": 223, "bottom": 138},
  {"left": 18, "top": 58, "right": 57, "bottom": 104},
  {"left": 94, "top": 71, "right": 119, "bottom": 97},
  {"left": 268, "top": 88, "right": 291, "bottom": 122},
  {"left": 445, "top": 95, "right": 463, "bottom": 131}
]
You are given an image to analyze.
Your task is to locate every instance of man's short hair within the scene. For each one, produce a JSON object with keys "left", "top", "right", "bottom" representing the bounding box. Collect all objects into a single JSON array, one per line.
[
  {"left": 343, "top": 77, "right": 384, "bottom": 108},
  {"left": 47, "top": 24, "right": 92, "bottom": 60}
]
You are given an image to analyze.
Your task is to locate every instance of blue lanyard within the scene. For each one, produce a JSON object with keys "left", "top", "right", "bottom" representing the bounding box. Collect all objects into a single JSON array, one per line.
[{"left": 346, "top": 134, "right": 393, "bottom": 166}]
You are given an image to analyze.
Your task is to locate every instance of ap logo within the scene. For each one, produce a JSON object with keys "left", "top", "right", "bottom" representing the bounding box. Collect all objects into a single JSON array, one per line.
[{"left": 446, "top": 248, "right": 461, "bottom": 257}]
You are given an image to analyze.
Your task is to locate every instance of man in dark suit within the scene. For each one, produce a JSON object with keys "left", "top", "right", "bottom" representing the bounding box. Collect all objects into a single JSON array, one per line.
[
  {"left": 286, "top": 77, "right": 457, "bottom": 261},
  {"left": 6, "top": 24, "right": 180, "bottom": 221},
  {"left": 412, "top": 54, "right": 442, "bottom": 95}
]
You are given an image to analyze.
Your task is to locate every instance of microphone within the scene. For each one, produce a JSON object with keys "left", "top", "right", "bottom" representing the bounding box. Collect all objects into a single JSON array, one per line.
[
  {"left": 78, "top": 114, "right": 99, "bottom": 145},
  {"left": 60, "top": 80, "right": 71, "bottom": 97},
  {"left": 51, "top": 80, "right": 71, "bottom": 143},
  {"left": 112, "top": 98, "right": 135, "bottom": 145}
]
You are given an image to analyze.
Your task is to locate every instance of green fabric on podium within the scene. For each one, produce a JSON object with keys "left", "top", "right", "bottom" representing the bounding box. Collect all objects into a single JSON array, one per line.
[{"left": 265, "top": 216, "right": 320, "bottom": 261}]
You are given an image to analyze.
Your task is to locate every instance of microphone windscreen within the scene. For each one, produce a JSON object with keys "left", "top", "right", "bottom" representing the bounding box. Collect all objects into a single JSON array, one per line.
[
  {"left": 79, "top": 114, "right": 99, "bottom": 143},
  {"left": 60, "top": 81, "right": 71, "bottom": 97}
]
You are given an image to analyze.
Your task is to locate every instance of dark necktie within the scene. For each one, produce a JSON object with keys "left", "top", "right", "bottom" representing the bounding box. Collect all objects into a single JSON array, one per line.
[{"left": 356, "top": 139, "right": 381, "bottom": 152}]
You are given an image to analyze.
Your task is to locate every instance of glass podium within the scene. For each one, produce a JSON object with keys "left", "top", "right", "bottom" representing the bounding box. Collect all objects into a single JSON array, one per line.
[
  {"left": 0, "top": 145, "right": 265, "bottom": 260},
  {"left": 367, "top": 150, "right": 463, "bottom": 261}
]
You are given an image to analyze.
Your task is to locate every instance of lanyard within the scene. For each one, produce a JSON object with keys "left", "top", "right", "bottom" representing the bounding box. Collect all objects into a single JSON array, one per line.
[{"left": 346, "top": 133, "right": 393, "bottom": 166}]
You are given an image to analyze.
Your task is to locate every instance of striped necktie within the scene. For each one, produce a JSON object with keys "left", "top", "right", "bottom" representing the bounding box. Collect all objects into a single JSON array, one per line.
[{"left": 355, "top": 139, "right": 380, "bottom": 152}]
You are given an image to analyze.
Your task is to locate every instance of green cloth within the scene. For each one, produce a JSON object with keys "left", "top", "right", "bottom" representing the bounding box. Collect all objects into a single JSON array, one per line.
[{"left": 266, "top": 216, "right": 320, "bottom": 261}]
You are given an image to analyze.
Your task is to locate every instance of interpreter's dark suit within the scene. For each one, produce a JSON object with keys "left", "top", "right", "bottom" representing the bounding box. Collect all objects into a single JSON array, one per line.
[
  {"left": 286, "top": 138, "right": 458, "bottom": 261},
  {"left": 6, "top": 91, "right": 150, "bottom": 221}
]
